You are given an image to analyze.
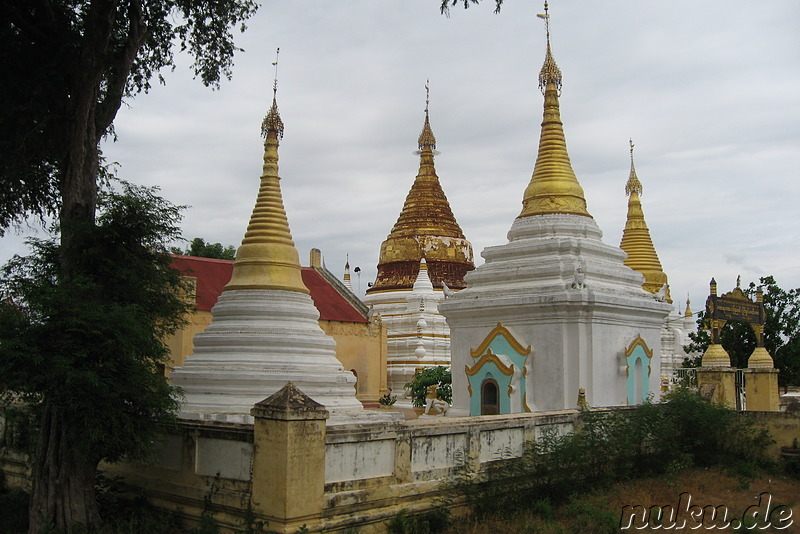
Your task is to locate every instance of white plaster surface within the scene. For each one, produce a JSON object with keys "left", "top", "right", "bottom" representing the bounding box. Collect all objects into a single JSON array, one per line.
[
  {"left": 479, "top": 427, "right": 525, "bottom": 463},
  {"left": 195, "top": 437, "right": 253, "bottom": 481},
  {"left": 441, "top": 213, "right": 673, "bottom": 414},
  {"left": 325, "top": 440, "right": 395, "bottom": 483},
  {"left": 411, "top": 433, "right": 467, "bottom": 472}
]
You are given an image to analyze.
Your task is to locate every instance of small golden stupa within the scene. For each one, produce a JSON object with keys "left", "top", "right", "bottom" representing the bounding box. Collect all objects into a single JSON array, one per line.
[
  {"left": 518, "top": 2, "right": 591, "bottom": 219},
  {"left": 368, "top": 83, "right": 474, "bottom": 293},
  {"left": 618, "top": 140, "right": 671, "bottom": 302}
]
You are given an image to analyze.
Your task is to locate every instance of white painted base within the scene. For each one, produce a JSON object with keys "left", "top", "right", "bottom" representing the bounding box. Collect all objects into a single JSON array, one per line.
[{"left": 171, "top": 289, "right": 362, "bottom": 415}]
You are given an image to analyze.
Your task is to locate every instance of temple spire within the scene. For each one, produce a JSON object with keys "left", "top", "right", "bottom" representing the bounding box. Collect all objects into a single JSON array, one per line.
[
  {"left": 619, "top": 140, "right": 671, "bottom": 303},
  {"left": 368, "top": 83, "right": 473, "bottom": 293},
  {"left": 519, "top": 2, "right": 590, "bottom": 219},
  {"left": 224, "top": 47, "right": 308, "bottom": 294}
]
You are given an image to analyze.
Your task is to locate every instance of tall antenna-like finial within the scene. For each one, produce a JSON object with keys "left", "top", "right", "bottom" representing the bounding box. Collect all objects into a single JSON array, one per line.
[
  {"left": 425, "top": 79, "right": 430, "bottom": 115},
  {"left": 537, "top": 1, "right": 562, "bottom": 94},
  {"left": 272, "top": 47, "right": 280, "bottom": 97},
  {"left": 625, "top": 138, "right": 643, "bottom": 196},
  {"left": 262, "top": 47, "right": 285, "bottom": 139},
  {"left": 418, "top": 79, "right": 436, "bottom": 150}
]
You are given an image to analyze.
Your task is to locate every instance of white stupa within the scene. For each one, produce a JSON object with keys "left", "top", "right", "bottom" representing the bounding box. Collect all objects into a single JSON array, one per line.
[
  {"left": 170, "top": 76, "right": 361, "bottom": 420},
  {"left": 439, "top": 4, "right": 672, "bottom": 416}
]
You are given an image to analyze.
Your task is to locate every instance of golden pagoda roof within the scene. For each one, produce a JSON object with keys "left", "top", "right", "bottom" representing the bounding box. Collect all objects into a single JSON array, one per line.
[
  {"left": 684, "top": 296, "right": 692, "bottom": 317},
  {"left": 368, "top": 88, "right": 473, "bottom": 293},
  {"left": 224, "top": 55, "right": 308, "bottom": 295},
  {"left": 619, "top": 140, "right": 671, "bottom": 303},
  {"left": 519, "top": 2, "right": 591, "bottom": 219}
]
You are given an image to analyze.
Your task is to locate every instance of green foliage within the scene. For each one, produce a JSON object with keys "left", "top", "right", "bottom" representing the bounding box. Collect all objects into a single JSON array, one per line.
[
  {"left": 378, "top": 393, "right": 397, "bottom": 406},
  {"left": 683, "top": 276, "right": 800, "bottom": 385},
  {"left": 0, "top": 0, "right": 258, "bottom": 234},
  {"left": 0, "top": 183, "right": 190, "bottom": 464},
  {"left": 440, "top": 0, "right": 504, "bottom": 16},
  {"left": 405, "top": 366, "right": 452, "bottom": 408},
  {"left": 456, "top": 388, "right": 773, "bottom": 518},
  {"left": 0, "top": 485, "right": 30, "bottom": 533},
  {"left": 386, "top": 507, "right": 451, "bottom": 534},
  {"left": 562, "top": 500, "right": 618, "bottom": 534},
  {"left": 172, "top": 238, "right": 237, "bottom": 261}
]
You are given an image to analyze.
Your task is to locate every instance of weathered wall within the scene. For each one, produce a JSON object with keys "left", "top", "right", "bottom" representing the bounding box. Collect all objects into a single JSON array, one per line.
[{"left": 320, "top": 317, "right": 388, "bottom": 405}]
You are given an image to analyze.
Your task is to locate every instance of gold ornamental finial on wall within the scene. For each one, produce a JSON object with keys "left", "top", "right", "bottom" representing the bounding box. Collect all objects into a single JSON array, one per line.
[
  {"left": 619, "top": 140, "right": 671, "bottom": 302},
  {"left": 225, "top": 48, "right": 309, "bottom": 294},
  {"left": 519, "top": 2, "right": 590, "bottom": 219}
]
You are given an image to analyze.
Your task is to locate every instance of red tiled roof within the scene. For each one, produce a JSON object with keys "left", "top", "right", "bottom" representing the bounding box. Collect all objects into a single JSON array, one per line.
[{"left": 170, "top": 255, "right": 367, "bottom": 323}]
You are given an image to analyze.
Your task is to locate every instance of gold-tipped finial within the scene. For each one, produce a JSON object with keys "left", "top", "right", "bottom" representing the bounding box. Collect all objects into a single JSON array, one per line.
[
  {"left": 418, "top": 80, "right": 437, "bottom": 150},
  {"left": 619, "top": 140, "right": 671, "bottom": 302},
  {"left": 225, "top": 47, "right": 308, "bottom": 294},
  {"left": 625, "top": 139, "right": 643, "bottom": 196},
  {"left": 685, "top": 295, "right": 693, "bottom": 317},
  {"left": 261, "top": 47, "right": 284, "bottom": 139},
  {"left": 519, "top": 2, "right": 590, "bottom": 219},
  {"left": 536, "top": 1, "right": 562, "bottom": 95}
]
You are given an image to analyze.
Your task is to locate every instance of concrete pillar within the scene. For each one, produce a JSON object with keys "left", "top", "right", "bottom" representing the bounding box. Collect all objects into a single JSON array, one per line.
[
  {"left": 745, "top": 347, "right": 780, "bottom": 412},
  {"left": 250, "top": 382, "right": 329, "bottom": 533},
  {"left": 697, "top": 343, "right": 737, "bottom": 408}
]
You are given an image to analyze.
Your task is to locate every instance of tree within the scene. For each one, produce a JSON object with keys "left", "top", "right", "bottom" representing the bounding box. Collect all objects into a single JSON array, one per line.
[
  {"left": 684, "top": 276, "right": 800, "bottom": 386},
  {"left": 440, "top": 0, "right": 504, "bottom": 15},
  {"left": 1, "top": 2, "right": 256, "bottom": 531},
  {"left": 0, "top": 183, "right": 191, "bottom": 532},
  {"left": 172, "top": 237, "right": 237, "bottom": 260}
]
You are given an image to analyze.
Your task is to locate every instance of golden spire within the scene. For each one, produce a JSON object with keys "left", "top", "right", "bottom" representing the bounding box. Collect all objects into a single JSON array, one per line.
[
  {"left": 224, "top": 48, "right": 308, "bottom": 294},
  {"left": 519, "top": 2, "right": 591, "bottom": 219},
  {"left": 684, "top": 295, "right": 692, "bottom": 317},
  {"left": 368, "top": 83, "right": 474, "bottom": 293},
  {"left": 619, "top": 140, "right": 671, "bottom": 302}
]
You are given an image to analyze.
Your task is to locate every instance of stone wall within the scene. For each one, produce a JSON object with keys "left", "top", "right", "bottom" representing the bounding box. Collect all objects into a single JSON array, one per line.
[{"left": 4, "top": 407, "right": 798, "bottom": 533}]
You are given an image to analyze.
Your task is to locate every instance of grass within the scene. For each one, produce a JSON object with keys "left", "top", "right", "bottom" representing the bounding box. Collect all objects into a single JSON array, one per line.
[{"left": 448, "top": 466, "right": 800, "bottom": 533}]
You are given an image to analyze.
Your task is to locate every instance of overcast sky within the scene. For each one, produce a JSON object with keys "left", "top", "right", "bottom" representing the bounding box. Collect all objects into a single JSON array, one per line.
[{"left": 2, "top": 0, "right": 798, "bottom": 312}]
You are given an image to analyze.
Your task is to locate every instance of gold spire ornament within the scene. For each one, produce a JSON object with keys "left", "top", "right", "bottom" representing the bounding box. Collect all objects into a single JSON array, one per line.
[
  {"left": 224, "top": 48, "right": 308, "bottom": 294},
  {"left": 619, "top": 140, "right": 671, "bottom": 302},
  {"left": 519, "top": 2, "right": 591, "bottom": 219},
  {"left": 369, "top": 82, "right": 474, "bottom": 293}
]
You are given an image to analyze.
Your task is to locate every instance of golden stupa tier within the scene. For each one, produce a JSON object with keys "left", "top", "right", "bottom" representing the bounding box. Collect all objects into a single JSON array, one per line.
[
  {"left": 224, "top": 98, "right": 308, "bottom": 294},
  {"left": 368, "top": 113, "right": 474, "bottom": 293},
  {"left": 518, "top": 42, "right": 591, "bottom": 219},
  {"left": 618, "top": 147, "right": 671, "bottom": 303}
]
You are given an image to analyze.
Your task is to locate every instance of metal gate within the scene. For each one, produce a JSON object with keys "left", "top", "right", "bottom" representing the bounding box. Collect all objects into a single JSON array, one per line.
[{"left": 735, "top": 368, "right": 746, "bottom": 411}]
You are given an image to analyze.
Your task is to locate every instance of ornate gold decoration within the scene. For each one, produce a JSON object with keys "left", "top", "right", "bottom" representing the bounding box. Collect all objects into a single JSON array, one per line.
[
  {"left": 624, "top": 334, "right": 654, "bottom": 359},
  {"left": 523, "top": 392, "right": 532, "bottom": 413},
  {"left": 470, "top": 323, "right": 532, "bottom": 359},
  {"left": 369, "top": 86, "right": 474, "bottom": 293},
  {"left": 261, "top": 48, "right": 284, "bottom": 139},
  {"left": 685, "top": 296, "right": 693, "bottom": 318},
  {"left": 467, "top": 383, "right": 473, "bottom": 397},
  {"left": 618, "top": 140, "right": 671, "bottom": 302},
  {"left": 224, "top": 51, "right": 308, "bottom": 295},
  {"left": 701, "top": 343, "right": 731, "bottom": 367},
  {"left": 465, "top": 350, "right": 515, "bottom": 377},
  {"left": 519, "top": 3, "right": 591, "bottom": 219}
]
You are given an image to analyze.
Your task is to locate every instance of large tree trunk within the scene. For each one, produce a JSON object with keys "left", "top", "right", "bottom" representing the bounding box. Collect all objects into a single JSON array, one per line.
[{"left": 28, "top": 403, "right": 102, "bottom": 533}]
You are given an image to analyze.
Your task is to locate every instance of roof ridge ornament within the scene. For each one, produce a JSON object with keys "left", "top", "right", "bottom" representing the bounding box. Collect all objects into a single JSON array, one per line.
[
  {"left": 537, "top": 1, "right": 562, "bottom": 95},
  {"left": 625, "top": 138, "right": 643, "bottom": 196},
  {"left": 418, "top": 79, "right": 437, "bottom": 150},
  {"left": 261, "top": 47, "right": 284, "bottom": 139}
]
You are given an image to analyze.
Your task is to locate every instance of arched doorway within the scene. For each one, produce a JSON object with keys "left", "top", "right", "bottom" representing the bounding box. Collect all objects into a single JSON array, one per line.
[{"left": 481, "top": 379, "right": 499, "bottom": 415}]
